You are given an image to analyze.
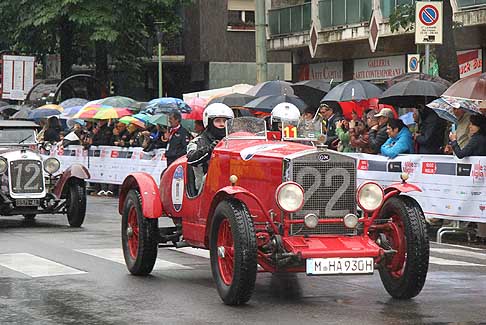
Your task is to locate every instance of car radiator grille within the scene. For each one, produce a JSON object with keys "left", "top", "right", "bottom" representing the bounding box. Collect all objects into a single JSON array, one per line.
[
  {"left": 288, "top": 152, "right": 357, "bottom": 236},
  {"left": 9, "top": 160, "right": 44, "bottom": 194}
]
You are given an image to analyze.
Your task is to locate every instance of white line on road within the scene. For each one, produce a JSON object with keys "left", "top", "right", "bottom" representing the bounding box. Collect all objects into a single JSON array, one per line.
[
  {"left": 76, "top": 248, "right": 192, "bottom": 270},
  {"left": 169, "top": 247, "right": 210, "bottom": 259},
  {"left": 0, "top": 253, "right": 87, "bottom": 278},
  {"left": 429, "top": 256, "right": 485, "bottom": 267},
  {"left": 431, "top": 248, "right": 486, "bottom": 260}
]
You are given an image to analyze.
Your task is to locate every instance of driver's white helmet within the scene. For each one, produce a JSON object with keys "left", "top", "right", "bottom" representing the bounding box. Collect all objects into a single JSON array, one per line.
[
  {"left": 203, "top": 103, "right": 235, "bottom": 127},
  {"left": 271, "top": 102, "right": 301, "bottom": 124}
]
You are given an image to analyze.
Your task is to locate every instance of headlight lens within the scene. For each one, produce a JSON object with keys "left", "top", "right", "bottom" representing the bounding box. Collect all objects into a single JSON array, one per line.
[
  {"left": 0, "top": 159, "right": 7, "bottom": 174},
  {"left": 343, "top": 213, "right": 359, "bottom": 228},
  {"left": 44, "top": 158, "right": 60, "bottom": 174},
  {"left": 304, "top": 213, "right": 319, "bottom": 228},
  {"left": 357, "top": 182, "right": 384, "bottom": 212},
  {"left": 275, "top": 182, "right": 304, "bottom": 212}
]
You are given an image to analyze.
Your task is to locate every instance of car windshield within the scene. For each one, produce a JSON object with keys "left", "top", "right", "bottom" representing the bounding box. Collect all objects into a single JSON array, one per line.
[
  {"left": 0, "top": 129, "right": 37, "bottom": 145},
  {"left": 226, "top": 117, "right": 267, "bottom": 139},
  {"left": 281, "top": 118, "right": 324, "bottom": 142}
]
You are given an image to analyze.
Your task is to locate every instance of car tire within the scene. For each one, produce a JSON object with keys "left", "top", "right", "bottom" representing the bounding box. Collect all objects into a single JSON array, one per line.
[
  {"left": 378, "top": 195, "right": 429, "bottom": 299},
  {"left": 121, "top": 189, "right": 158, "bottom": 275},
  {"left": 209, "top": 199, "right": 257, "bottom": 305},
  {"left": 66, "top": 179, "right": 87, "bottom": 227}
]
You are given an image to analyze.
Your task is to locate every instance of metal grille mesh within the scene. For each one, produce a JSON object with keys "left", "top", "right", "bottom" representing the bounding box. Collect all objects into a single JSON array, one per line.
[
  {"left": 9, "top": 160, "right": 44, "bottom": 194},
  {"left": 289, "top": 152, "right": 356, "bottom": 235}
]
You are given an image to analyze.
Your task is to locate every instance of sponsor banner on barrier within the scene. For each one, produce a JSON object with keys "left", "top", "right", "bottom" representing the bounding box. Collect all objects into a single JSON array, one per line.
[
  {"left": 43, "top": 146, "right": 486, "bottom": 223},
  {"left": 42, "top": 145, "right": 167, "bottom": 185},
  {"left": 351, "top": 153, "right": 486, "bottom": 223}
]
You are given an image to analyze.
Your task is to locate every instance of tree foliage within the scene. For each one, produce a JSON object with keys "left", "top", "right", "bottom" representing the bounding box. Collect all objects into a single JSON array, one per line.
[{"left": 0, "top": 0, "right": 186, "bottom": 82}]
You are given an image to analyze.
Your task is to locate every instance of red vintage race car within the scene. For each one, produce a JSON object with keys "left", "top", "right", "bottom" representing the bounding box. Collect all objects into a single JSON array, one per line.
[{"left": 119, "top": 117, "right": 429, "bottom": 305}]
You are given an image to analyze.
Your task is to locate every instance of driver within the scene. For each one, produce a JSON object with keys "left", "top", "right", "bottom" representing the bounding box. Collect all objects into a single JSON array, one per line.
[
  {"left": 187, "top": 103, "right": 234, "bottom": 192},
  {"left": 270, "top": 102, "right": 301, "bottom": 137}
]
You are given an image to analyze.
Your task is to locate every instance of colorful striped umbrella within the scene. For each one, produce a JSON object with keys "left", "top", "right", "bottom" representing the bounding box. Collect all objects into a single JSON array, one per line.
[
  {"left": 36, "top": 104, "right": 64, "bottom": 112},
  {"left": 93, "top": 107, "right": 133, "bottom": 120},
  {"left": 119, "top": 116, "right": 146, "bottom": 128}
]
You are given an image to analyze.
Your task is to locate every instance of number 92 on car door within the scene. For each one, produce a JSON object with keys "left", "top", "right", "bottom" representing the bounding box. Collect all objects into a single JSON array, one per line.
[{"left": 306, "top": 257, "right": 374, "bottom": 275}]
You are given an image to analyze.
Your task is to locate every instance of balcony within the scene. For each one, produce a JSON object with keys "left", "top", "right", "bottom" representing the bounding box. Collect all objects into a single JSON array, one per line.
[
  {"left": 269, "top": 2, "right": 311, "bottom": 36},
  {"left": 457, "top": 0, "right": 486, "bottom": 9},
  {"left": 319, "top": 0, "right": 372, "bottom": 28}
]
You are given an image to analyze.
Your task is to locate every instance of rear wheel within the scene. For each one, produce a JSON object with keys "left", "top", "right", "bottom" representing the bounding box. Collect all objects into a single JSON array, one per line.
[
  {"left": 121, "top": 189, "right": 158, "bottom": 275},
  {"left": 377, "top": 196, "right": 429, "bottom": 299},
  {"left": 66, "top": 179, "right": 87, "bottom": 227},
  {"left": 209, "top": 199, "right": 257, "bottom": 305}
]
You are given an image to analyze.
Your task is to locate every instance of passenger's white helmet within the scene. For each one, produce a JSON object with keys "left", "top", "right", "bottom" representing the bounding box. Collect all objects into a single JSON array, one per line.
[
  {"left": 203, "top": 103, "right": 235, "bottom": 127},
  {"left": 271, "top": 102, "right": 301, "bottom": 125}
]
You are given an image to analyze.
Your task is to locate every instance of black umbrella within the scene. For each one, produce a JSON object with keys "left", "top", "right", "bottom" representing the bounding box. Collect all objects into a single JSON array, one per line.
[
  {"left": 291, "top": 80, "right": 331, "bottom": 109},
  {"left": 386, "top": 72, "right": 451, "bottom": 89},
  {"left": 0, "top": 105, "right": 21, "bottom": 116},
  {"left": 244, "top": 95, "right": 307, "bottom": 113},
  {"left": 246, "top": 80, "right": 294, "bottom": 97},
  {"left": 0, "top": 100, "right": 9, "bottom": 107},
  {"left": 321, "top": 80, "right": 383, "bottom": 102},
  {"left": 10, "top": 106, "right": 34, "bottom": 120},
  {"left": 207, "top": 93, "right": 257, "bottom": 107},
  {"left": 379, "top": 79, "right": 447, "bottom": 106}
]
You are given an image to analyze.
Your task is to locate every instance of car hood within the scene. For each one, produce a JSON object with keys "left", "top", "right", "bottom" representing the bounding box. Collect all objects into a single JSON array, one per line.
[{"left": 1, "top": 148, "right": 41, "bottom": 161}]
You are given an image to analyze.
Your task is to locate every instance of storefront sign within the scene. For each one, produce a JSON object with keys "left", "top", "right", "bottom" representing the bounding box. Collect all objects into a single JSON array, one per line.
[
  {"left": 353, "top": 55, "right": 405, "bottom": 80},
  {"left": 298, "top": 61, "right": 343, "bottom": 82},
  {"left": 457, "top": 49, "right": 482, "bottom": 79}
]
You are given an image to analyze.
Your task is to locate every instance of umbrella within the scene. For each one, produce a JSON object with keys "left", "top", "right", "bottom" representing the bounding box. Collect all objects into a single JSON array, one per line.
[
  {"left": 186, "top": 97, "right": 207, "bottom": 110},
  {"left": 207, "top": 93, "right": 257, "bottom": 107},
  {"left": 145, "top": 97, "right": 192, "bottom": 114},
  {"left": 10, "top": 106, "right": 33, "bottom": 119},
  {"left": 386, "top": 73, "right": 452, "bottom": 89},
  {"left": 379, "top": 79, "right": 447, "bottom": 106},
  {"left": 0, "top": 100, "right": 9, "bottom": 107},
  {"left": 291, "top": 79, "right": 331, "bottom": 109},
  {"left": 59, "top": 98, "right": 89, "bottom": 109},
  {"left": 96, "top": 96, "right": 135, "bottom": 107},
  {"left": 119, "top": 116, "right": 146, "bottom": 128},
  {"left": 246, "top": 80, "right": 294, "bottom": 97},
  {"left": 148, "top": 113, "right": 169, "bottom": 126},
  {"left": 131, "top": 113, "right": 151, "bottom": 123},
  {"left": 128, "top": 101, "right": 148, "bottom": 111},
  {"left": 441, "top": 95, "right": 481, "bottom": 115},
  {"left": 182, "top": 105, "right": 204, "bottom": 120},
  {"left": 321, "top": 80, "right": 383, "bottom": 102},
  {"left": 61, "top": 105, "right": 84, "bottom": 117},
  {"left": 244, "top": 94, "right": 307, "bottom": 113},
  {"left": 36, "top": 104, "right": 64, "bottom": 111},
  {"left": 28, "top": 108, "right": 61, "bottom": 120},
  {"left": 0, "top": 105, "right": 21, "bottom": 116},
  {"left": 442, "top": 72, "right": 486, "bottom": 101},
  {"left": 93, "top": 107, "right": 133, "bottom": 120},
  {"left": 426, "top": 97, "right": 458, "bottom": 124}
]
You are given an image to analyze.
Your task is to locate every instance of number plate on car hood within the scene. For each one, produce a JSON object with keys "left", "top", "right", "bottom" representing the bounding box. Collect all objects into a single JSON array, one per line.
[
  {"left": 16, "top": 199, "right": 40, "bottom": 207},
  {"left": 306, "top": 257, "right": 374, "bottom": 275}
]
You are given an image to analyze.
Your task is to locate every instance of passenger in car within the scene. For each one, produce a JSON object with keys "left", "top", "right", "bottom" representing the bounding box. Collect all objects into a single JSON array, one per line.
[{"left": 187, "top": 103, "right": 234, "bottom": 193}]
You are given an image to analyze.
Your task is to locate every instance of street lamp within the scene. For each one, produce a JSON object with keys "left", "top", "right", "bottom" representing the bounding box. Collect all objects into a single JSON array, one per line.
[{"left": 155, "top": 22, "right": 164, "bottom": 98}]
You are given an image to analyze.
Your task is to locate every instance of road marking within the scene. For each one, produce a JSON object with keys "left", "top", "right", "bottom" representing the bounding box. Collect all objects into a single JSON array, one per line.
[
  {"left": 431, "top": 248, "right": 486, "bottom": 261},
  {"left": 169, "top": 247, "right": 210, "bottom": 259},
  {"left": 0, "top": 253, "right": 86, "bottom": 278},
  {"left": 76, "top": 248, "right": 192, "bottom": 270},
  {"left": 429, "top": 256, "right": 485, "bottom": 267}
]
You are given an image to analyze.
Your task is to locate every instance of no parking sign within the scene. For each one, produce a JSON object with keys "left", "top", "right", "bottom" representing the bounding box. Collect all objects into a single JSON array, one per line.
[
  {"left": 407, "top": 54, "right": 420, "bottom": 73},
  {"left": 415, "top": 1, "right": 442, "bottom": 44}
]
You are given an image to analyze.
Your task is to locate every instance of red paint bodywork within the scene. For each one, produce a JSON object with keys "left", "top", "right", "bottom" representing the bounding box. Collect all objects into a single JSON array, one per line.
[
  {"left": 121, "top": 136, "right": 422, "bottom": 272},
  {"left": 53, "top": 164, "right": 90, "bottom": 198},
  {"left": 119, "top": 173, "right": 163, "bottom": 218}
]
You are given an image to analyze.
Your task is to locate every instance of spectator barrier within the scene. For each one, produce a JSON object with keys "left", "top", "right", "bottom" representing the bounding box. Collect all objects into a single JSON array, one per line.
[{"left": 41, "top": 146, "right": 486, "bottom": 223}]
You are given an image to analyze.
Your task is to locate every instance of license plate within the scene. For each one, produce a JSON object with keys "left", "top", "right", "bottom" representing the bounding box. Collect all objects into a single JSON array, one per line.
[
  {"left": 306, "top": 257, "right": 374, "bottom": 275},
  {"left": 16, "top": 199, "right": 40, "bottom": 207}
]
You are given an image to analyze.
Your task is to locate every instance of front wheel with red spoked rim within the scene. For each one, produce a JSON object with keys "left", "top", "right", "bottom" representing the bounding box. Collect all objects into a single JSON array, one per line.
[
  {"left": 121, "top": 189, "right": 158, "bottom": 275},
  {"left": 210, "top": 199, "right": 257, "bottom": 305},
  {"left": 377, "top": 195, "right": 429, "bottom": 299}
]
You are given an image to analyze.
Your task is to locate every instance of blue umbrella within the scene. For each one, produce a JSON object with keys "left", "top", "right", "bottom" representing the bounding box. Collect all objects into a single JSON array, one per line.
[
  {"left": 62, "top": 105, "right": 84, "bottom": 117},
  {"left": 144, "top": 97, "right": 192, "bottom": 114},
  {"left": 132, "top": 113, "right": 151, "bottom": 123},
  {"left": 28, "top": 108, "right": 61, "bottom": 120}
]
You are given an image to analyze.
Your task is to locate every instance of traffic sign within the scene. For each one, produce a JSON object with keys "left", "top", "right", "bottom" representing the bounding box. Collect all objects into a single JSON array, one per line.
[
  {"left": 407, "top": 54, "right": 421, "bottom": 73},
  {"left": 415, "top": 1, "right": 443, "bottom": 44}
]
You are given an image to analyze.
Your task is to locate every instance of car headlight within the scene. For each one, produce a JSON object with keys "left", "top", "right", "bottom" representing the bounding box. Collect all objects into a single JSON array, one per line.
[
  {"left": 44, "top": 158, "right": 60, "bottom": 174},
  {"left": 43, "top": 142, "right": 53, "bottom": 151},
  {"left": 357, "top": 182, "right": 384, "bottom": 212},
  {"left": 0, "top": 158, "right": 7, "bottom": 174},
  {"left": 275, "top": 181, "right": 304, "bottom": 213}
]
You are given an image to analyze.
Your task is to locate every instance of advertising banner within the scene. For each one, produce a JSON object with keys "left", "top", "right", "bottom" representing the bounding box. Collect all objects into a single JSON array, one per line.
[{"left": 353, "top": 55, "right": 406, "bottom": 80}]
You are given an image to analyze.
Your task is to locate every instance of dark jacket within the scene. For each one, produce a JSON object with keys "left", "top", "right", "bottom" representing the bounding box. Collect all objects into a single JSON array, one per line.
[
  {"left": 451, "top": 133, "right": 486, "bottom": 158},
  {"left": 416, "top": 109, "right": 447, "bottom": 154},
  {"left": 324, "top": 113, "right": 344, "bottom": 148},
  {"left": 368, "top": 124, "right": 389, "bottom": 153},
  {"left": 44, "top": 127, "right": 60, "bottom": 142},
  {"left": 92, "top": 124, "right": 113, "bottom": 146},
  {"left": 186, "top": 129, "right": 215, "bottom": 173},
  {"left": 165, "top": 125, "right": 190, "bottom": 166}
]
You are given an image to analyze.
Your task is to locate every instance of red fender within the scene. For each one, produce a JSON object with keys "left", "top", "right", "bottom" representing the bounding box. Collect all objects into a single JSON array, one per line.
[
  {"left": 53, "top": 164, "right": 90, "bottom": 198},
  {"left": 384, "top": 182, "right": 422, "bottom": 194},
  {"left": 118, "top": 173, "right": 163, "bottom": 219}
]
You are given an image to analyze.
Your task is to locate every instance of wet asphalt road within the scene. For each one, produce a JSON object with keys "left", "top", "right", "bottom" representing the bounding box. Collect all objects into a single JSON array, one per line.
[{"left": 1, "top": 196, "right": 486, "bottom": 325}]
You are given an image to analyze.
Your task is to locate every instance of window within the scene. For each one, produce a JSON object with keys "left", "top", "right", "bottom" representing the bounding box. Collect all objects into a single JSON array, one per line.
[
  {"left": 227, "top": 10, "right": 255, "bottom": 30},
  {"left": 318, "top": 0, "right": 372, "bottom": 27}
]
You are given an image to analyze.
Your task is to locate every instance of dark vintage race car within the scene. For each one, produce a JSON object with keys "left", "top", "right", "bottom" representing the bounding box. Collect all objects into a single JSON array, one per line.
[
  {"left": 0, "top": 120, "right": 90, "bottom": 226},
  {"left": 119, "top": 117, "right": 429, "bottom": 305}
]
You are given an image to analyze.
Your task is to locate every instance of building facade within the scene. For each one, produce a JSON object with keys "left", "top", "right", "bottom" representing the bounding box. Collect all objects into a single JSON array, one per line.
[{"left": 266, "top": 0, "right": 486, "bottom": 84}]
